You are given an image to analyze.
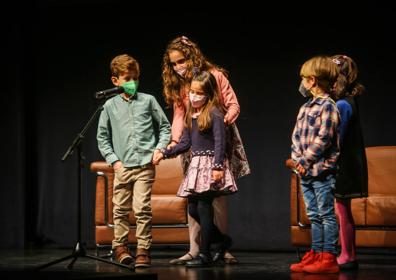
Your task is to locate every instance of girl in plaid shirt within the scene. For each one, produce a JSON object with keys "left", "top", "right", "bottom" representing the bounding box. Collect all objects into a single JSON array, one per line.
[{"left": 290, "top": 56, "right": 340, "bottom": 274}]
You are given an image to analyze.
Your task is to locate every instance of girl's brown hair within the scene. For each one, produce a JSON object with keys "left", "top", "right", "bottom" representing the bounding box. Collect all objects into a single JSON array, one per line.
[
  {"left": 185, "top": 71, "right": 225, "bottom": 132},
  {"left": 162, "top": 36, "right": 227, "bottom": 106},
  {"left": 332, "top": 55, "right": 365, "bottom": 99}
]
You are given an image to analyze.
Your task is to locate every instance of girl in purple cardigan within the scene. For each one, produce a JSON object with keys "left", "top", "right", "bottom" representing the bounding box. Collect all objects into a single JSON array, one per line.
[{"left": 153, "top": 71, "right": 237, "bottom": 267}]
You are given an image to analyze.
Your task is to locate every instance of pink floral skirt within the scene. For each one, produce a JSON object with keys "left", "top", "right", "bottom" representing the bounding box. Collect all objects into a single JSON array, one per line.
[{"left": 177, "top": 155, "right": 238, "bottom": 197}]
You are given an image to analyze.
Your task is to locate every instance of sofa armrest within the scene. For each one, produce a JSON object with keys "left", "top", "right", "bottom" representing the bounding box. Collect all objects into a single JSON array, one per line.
[
  {"left": 287, "top": 158, "right": 310, "bottom": 228},
  {"left": 90, "top": 161, "right": 113, "bottom": 173},
  {"left": 285, "top": 159, "right": 298, "bottom": 174}
]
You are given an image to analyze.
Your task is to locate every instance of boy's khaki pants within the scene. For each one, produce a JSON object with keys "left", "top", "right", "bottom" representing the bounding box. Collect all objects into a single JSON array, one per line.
[{"left": 112, "top": 164, "right": 155, "bottom": 250}]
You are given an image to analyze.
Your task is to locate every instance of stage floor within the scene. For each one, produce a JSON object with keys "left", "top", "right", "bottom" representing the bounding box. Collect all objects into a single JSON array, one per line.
[{"left": 0, "top": 248, "right": 395, "bottom": 279}]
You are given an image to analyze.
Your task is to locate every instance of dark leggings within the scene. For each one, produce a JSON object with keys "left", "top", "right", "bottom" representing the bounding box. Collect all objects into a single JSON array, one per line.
[{"left": 188, "top": 194, "right": 224, "bottom": 256}]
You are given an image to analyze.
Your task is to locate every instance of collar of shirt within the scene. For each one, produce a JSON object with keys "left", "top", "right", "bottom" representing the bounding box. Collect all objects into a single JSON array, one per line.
[
  {"left": 308, "top": 93, "right": 331, "bottom": 106},
  {"left": 120, "top": 92, "right": 139, "bottom": 102}
]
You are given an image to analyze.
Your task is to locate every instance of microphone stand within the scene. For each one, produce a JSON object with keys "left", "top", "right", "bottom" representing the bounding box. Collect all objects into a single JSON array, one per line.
[{"left": 36, "top": 102, "right": 134, "bottom": 271}]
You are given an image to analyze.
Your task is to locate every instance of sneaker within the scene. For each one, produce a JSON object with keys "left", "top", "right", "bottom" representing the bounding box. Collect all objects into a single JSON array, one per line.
[
  {"left": 303, "top": 252, "right": 340, "bottom": 274},
  {"left": 135, "top": 248, "right": 151, "bottom": 268},
  {"left": 290, "top": 249, "right": 316, "bottom": 272},
  {"left": 114, "top": 245, "right": 133, "bottom": 265}
]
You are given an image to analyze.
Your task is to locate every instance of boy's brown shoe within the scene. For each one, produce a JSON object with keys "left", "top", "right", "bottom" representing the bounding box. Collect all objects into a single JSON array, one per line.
[
  {"left": 135, "top": 248, "right": 151, "bottom": 268},
  {"left": 114, "top": 245, "right": 133, "bottom": 265}
]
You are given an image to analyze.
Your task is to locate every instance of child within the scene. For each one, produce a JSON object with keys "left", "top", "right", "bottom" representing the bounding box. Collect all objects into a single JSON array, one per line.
[
  {"left": 290, "top": 56, "right": 340, "bottom": 274},
  {"left": 153, "top": 71, "right": 238, "bottom": 267},
  {"left": 162, "top": 35, "right": 249, "bottom": 265},
  {"left": 332, "top": 54, "right": 368, "bottom": 270},
  {"left": 97, "top": 54, "right": 171, "bottom": 268}
]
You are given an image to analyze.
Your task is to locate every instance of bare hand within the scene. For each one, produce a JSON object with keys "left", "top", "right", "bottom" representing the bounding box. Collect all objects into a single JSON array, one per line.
[
  {"left": 212, "top": 170, "right": 224, "bottom": 181},
  {"left": 113, "top": 161, "right": 122, "bottom": 171},
  {"left": 296, "top": 163, "right": 307, "bottom": 176},
  {"left": 167, "top": 141, "right": 178, "bottom": 149},
  {"left": 224, "top": 114, "right": 230, "bottom": 125},
  {"left": 152, "top": 150, "right": 164, "bottom": 165}
]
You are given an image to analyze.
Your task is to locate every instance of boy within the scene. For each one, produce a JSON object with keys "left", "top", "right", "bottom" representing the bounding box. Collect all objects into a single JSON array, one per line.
[
  {"left": 290, "top": 56, "right": 340, "bottom": 274},
  {"left": 97, "top": 54, "right": 171, "bottom": 268}
]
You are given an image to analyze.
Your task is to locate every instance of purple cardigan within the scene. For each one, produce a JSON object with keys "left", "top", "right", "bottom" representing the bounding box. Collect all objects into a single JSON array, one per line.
[{"left": 162, "top": 108, "right": 226, "bottom": 170}]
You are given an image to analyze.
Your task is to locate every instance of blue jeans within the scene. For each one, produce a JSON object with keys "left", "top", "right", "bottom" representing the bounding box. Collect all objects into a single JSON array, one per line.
[{"left": 301, "top": 173, "right": 338, "bottom": 254}]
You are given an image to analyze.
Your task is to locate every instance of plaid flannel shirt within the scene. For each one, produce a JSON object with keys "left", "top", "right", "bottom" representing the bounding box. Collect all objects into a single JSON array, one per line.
[{"left": 291, "top": 94, "right": 340, "bottom": 177}]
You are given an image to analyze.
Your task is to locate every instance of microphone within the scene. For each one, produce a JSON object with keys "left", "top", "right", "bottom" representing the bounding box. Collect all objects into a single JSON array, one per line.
[{"left": 95, "top": 86, "right": 124, "bottom": 99}]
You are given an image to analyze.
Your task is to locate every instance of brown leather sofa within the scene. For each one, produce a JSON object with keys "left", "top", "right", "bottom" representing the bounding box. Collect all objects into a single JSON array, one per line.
[
  {"left": 90, "top": 156, "right": 189, "bottom": 253},
  {"left": 289, "top": 146, "right": 396, "bottom": 251}
]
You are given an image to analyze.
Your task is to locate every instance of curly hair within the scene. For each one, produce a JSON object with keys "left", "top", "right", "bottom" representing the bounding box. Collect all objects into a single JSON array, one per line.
[
  {"left": 332, "top": 55, "right": 365, "bottom": 100},
  {"left": 162, "top": 36, "right": 227, "bottom": 106}
]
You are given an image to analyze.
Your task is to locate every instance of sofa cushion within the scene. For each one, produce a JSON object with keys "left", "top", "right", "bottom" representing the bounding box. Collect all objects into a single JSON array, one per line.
[
  {"left": 152, "top": 156, "right": 183, "bottom": 195},
  {"left": 94, "top": 156, "right": 186, "bottom": 226},
  {"left": 349, "top": 198, "right": 366, "bottom": 226},
  {"left": 129, "top": 195, "right": 187, "bottom": 225},
  {"left": 366, "top": 146, "right": 396, "bottom": 195},
  {"left": 366, "top": 195, "right": 396, "bottom": 226}
]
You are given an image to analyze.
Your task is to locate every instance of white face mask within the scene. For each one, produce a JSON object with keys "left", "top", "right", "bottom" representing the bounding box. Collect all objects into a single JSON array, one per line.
[
  {"left": 175, "top": 66, "right": 187, "bottom": 77},
  {"left": 189, "top": 92, "right": 207, "bottom": 108}
]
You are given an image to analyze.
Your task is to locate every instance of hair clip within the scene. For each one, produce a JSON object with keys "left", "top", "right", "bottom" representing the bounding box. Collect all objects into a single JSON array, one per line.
[
  {"left": 332, "top": 58, "right": 342, "bottom": 65},
  {"left": 192, "top": 67, "right": 199, "bottom": 76},
  {"left": 180, "top": 36, "right": 193, "bottom": 46}
]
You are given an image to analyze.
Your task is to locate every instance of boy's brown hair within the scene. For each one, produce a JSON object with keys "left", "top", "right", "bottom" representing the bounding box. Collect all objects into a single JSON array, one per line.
[
  {"left": 110, "top": 54, "right": 140, "bottom": 78},
  {"left": 300, "top": 56, "right": 338, "bottom": 95}
]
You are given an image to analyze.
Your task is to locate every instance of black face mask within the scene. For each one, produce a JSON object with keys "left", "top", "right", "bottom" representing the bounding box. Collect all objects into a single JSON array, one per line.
[{"left": 298, "top": 81, "right": 312, "bottom": 98}]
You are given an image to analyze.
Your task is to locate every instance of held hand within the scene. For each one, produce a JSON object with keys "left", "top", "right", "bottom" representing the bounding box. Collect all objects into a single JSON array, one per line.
[
  {"left": 113, "top": 161, "right": 122, "bottom": 171},
  {"left": 152, "top": 150, "right": 164, "bottom": 165},
  {"left": 212, "top": 170, "right": 224, "bottom": 182},
  {"left": 152, "top": 150, "right": 159, "bottom": 165},
  {"left": 167, "top": 141, "right": 178, "bottom": 149},
  {"left": 296, "top": 163, "right": 307, "bottom": 176}
]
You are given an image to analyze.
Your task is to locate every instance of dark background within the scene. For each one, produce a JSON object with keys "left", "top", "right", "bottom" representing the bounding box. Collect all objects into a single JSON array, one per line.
[{"left": 2, "top": 1, "right": 396, "bottom": 250}]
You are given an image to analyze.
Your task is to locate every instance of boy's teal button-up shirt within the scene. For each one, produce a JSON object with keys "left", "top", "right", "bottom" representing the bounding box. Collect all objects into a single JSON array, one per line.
[{"left": 97, "top": 92, "right": 171, "bottom": 168}]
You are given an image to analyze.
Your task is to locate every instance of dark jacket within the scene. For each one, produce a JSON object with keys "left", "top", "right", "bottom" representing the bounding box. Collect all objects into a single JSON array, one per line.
[{"left": 335, "top": 96, "right": 368, "bottom": 198}]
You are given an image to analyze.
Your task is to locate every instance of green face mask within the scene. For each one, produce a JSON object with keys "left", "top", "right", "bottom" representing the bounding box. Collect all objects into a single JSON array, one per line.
[{"left": 122, "top": 80, "right": 139, "bottom": 95}]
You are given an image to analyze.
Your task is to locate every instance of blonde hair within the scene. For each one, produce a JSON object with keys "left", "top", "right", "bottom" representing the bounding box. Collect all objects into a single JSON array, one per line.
[
  {"left": 300, "top": 55, "right": 338, "bottom": 95},
  {"left": 185, "top": 71, "right": 225, "bottom": 132},
  {"left": 332, "top": 55, "right": 364, "bottom": 99},
  {"left": 162, "top": 36, "right": 227, "bottom": 106},
  {"left": 110, "top": 54, "right": 140, "bottom": 78}
]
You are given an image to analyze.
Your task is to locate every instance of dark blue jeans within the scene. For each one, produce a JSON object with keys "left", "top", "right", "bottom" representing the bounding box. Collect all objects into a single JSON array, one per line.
[{"left": 301, "top": 173, "right": 338, "bottom": 255}]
